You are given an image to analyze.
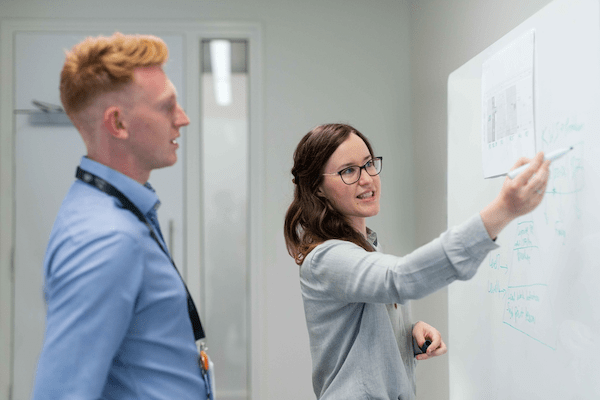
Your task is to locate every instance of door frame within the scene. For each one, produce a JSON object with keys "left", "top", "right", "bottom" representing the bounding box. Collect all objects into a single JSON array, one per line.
[{"left": 0, "top": 19, "right": 264, "bottom": 400}]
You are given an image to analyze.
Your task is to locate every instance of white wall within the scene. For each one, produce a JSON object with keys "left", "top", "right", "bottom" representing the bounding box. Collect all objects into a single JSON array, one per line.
[
  {"left": 0, "top": 1, "right": 412, "bottom": 399},
  {"left": 408, "top": 1, "right": 554, "bottom": 399}
]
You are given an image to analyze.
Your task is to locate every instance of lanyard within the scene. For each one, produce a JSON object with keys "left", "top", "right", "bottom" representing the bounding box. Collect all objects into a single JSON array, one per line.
[{"left": 76, "top": 167, "right": 206, "bottom": 341}]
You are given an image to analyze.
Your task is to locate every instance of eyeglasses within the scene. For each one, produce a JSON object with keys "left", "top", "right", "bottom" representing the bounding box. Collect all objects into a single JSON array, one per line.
[{"left": 323, "top": 157, "right": 383, "bottom": 185}]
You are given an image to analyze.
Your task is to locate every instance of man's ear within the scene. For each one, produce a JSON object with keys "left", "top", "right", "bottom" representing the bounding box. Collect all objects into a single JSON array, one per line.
[{"left": 103, "top": 107, "right": 127, "bottom": 139}]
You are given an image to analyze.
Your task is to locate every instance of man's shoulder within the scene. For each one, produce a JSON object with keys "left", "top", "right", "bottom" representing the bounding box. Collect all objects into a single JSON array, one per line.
[{"left": 53, "top": 181, "right": 147, "bottom": 239}]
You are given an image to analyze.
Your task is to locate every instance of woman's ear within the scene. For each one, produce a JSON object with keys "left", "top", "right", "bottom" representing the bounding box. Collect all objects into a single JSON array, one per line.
[{"left": 316, "top": 186, "right": 326, "bottom": 198}]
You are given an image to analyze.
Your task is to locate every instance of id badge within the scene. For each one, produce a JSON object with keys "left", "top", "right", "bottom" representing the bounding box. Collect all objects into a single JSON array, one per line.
[{"left": 198, "top": 341, "right": 214, "bottom": 400}]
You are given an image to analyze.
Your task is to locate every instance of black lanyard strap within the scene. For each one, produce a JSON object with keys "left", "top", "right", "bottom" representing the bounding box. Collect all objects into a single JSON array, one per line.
[{"left": 76, "top": 167, "right": 205, "bottom": 340}]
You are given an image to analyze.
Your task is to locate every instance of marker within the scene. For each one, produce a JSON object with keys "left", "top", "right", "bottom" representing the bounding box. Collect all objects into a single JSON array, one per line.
[
  {"left": 420, "top": 340, "right": 432, "bottom": 354},
  {"left": 506, "top": 146, "right": 573, "bottom": 179}
]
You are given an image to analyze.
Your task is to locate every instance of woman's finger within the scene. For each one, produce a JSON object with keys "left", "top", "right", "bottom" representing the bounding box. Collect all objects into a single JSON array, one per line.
[{"left": 514, "top": 152, "right": 545, "bottom": 186}]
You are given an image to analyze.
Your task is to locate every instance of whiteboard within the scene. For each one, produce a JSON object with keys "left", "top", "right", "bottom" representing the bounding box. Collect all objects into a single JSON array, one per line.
[{"left": 447, "top": 0, "right": 600, "bottom": 398}]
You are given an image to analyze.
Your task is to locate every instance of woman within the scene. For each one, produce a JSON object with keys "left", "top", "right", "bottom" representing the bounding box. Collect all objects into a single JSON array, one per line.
[{"left": 284, "top": 123, "right": 549, "bottom": 400}]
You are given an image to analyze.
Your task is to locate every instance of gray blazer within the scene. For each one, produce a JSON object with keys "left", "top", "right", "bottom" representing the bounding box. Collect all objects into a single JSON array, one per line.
[{"left": 300, "top": 214, "right": 498, "bottom": 399}]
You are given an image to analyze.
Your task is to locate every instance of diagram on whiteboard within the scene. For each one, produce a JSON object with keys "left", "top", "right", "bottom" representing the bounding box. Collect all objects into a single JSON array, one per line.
[
  {"left": 481, "top": 30, "right": 535, "bottom": 178},
  {"left": 485, "top": 137, "right": 585, "bottom": 350}
]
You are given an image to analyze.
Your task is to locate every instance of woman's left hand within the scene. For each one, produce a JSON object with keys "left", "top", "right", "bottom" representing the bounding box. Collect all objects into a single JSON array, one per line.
[{"left": 412, "top": 321, "right": 447, "bottom": 361}]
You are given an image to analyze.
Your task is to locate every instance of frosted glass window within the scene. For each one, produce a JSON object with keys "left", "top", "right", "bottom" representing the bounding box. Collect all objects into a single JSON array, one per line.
[{"left": 201, "top": 39, "right": 249, "bottom": 400}]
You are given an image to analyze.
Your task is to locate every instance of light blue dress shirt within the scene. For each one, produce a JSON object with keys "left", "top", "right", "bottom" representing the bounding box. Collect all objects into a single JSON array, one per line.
[{"left": 33, "top": 157, "right": 207, "bottom": 399}]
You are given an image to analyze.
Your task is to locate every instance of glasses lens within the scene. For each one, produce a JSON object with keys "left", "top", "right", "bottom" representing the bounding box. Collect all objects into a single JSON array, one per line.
[
  {"left": 340, "top": 166, "right": 360, "bottom": 184},
  {"left": 366, "top": 158, "right": 382, "bottom": 176}
]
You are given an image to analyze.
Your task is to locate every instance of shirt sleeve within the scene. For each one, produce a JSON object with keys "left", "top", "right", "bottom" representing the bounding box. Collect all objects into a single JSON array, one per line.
[
  {"left": 33, "top": 230, "right": 145, "bottom": 399},
  {"left": 302, "top": 214, "right": 499, "bottom": 304}
]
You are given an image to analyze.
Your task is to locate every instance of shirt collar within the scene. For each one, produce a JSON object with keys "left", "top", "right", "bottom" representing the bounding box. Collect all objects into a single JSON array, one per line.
[
  {"left": 79, "top": 157, "right": 160, "bottom": 215},
  {"left": 366, "top": 227, "right": 378, "bottom": 249}
]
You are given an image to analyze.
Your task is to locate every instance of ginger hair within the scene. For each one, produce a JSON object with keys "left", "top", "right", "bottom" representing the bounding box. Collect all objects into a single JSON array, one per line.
[{"left": 59, "top": 32, "right": 168, "bottom": 117}]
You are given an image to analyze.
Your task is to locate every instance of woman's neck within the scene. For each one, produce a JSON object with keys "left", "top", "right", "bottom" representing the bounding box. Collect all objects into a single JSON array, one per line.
[{"left": 349, "top": 217, "right": 367, "bottom": 238}]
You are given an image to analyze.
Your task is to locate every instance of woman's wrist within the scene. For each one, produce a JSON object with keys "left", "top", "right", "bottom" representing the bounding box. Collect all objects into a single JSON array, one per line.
[{"left": 480, "top": 197, "right": 513, "bottom": 240}]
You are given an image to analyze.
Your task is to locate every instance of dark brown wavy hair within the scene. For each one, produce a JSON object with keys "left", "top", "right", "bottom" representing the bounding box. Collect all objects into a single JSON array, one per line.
[{"left": 284, "top": 123, "right": 376, "bottom": 265}]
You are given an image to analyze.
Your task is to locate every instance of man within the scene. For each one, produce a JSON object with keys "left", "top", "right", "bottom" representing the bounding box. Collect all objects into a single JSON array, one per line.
[{"left": 33, "top": 33, "right": 211, "bottom": 399}]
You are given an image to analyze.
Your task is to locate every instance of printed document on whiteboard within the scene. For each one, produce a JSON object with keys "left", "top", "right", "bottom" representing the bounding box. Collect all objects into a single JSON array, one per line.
[{"left": 482, "top": 29, "right": 535, "bottom": 178}]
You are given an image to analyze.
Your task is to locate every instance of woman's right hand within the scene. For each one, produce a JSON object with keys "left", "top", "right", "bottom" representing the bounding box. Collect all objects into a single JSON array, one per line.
[{"left": 480, "top": 152, "right": 551, "bottom": 240}]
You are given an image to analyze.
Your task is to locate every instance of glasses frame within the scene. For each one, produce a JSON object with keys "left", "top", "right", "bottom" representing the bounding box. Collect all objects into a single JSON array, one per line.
[{"left": 322, "top": 156, "right": 383, "bottom": 185}]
